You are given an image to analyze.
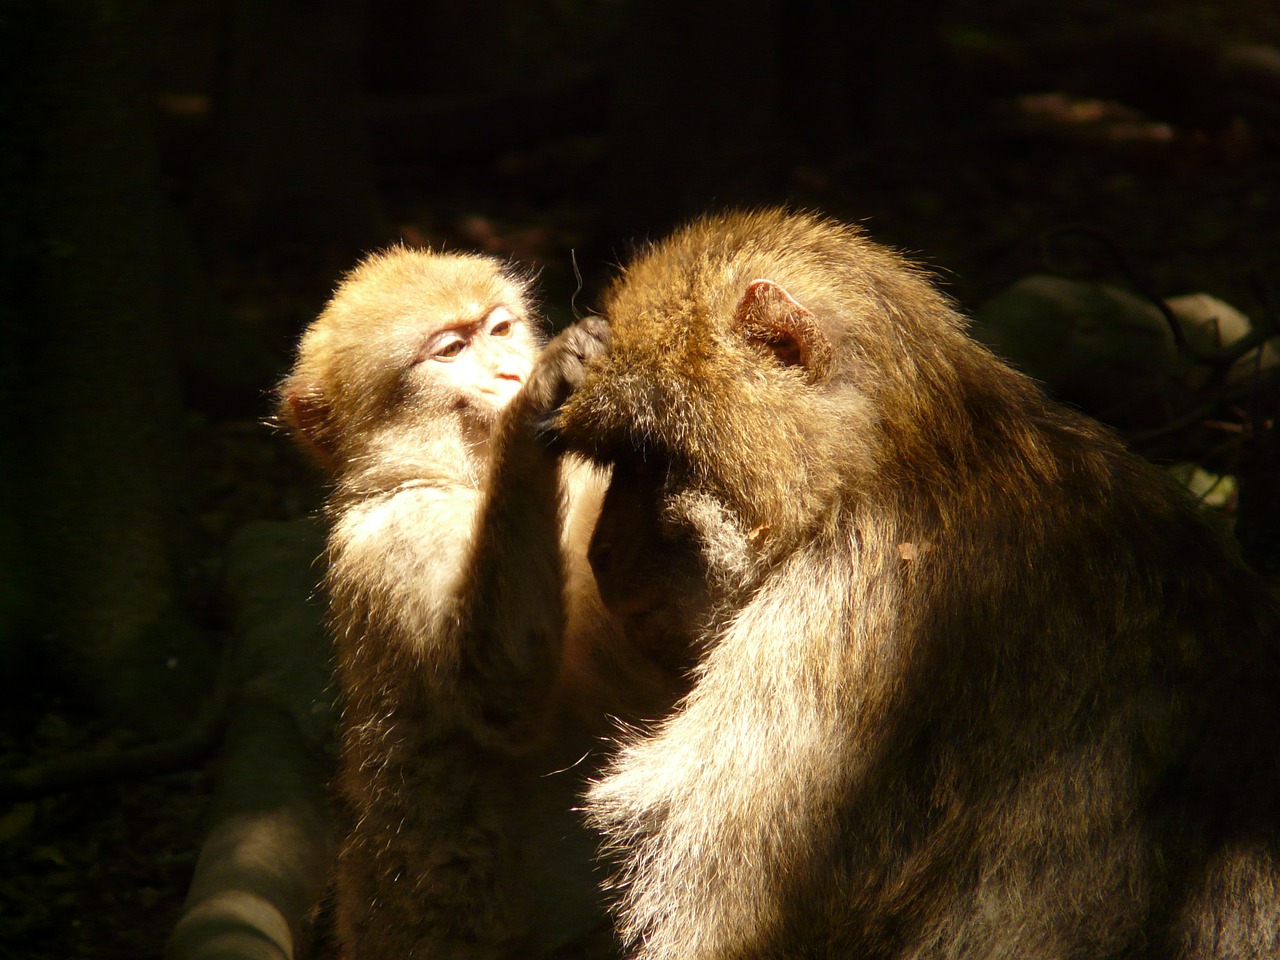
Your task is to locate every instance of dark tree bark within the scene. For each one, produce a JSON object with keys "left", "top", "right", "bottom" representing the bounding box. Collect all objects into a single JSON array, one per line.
[
  {"left": 0, "top": 1, "right": 36, "bottom": 692},
  {"left": 781, "top": 0, "right": 951, "bottom": 151},
  {"left": 208, "top": 0, "right": 385, "bottom": 269},
  {"left": 604, "top": 0, "right": 783, "bottom": 240},
  {"left": 21, "top": 0, "right": 213, "bottom": 731},
  {"left": 600, "top": 0, "right": 955, "bottom": 246}
]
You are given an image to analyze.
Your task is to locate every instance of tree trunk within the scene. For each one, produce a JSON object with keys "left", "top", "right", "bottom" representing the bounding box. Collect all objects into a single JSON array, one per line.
[{"left": 23, "top": 0, "right": 212, "bottom": 731}]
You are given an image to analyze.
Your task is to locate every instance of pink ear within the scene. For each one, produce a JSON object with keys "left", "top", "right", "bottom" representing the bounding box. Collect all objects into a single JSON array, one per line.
[
  {"left": 734, "top": 279, "right": 833, "bottom": 383},
  {"left": 281, "top": 385, "right": 339, "bottom": 469}
]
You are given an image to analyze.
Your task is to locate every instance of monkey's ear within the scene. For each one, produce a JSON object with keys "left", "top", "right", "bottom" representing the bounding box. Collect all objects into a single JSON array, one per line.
[
  {"left": 735, "top": 279, "right": 834, "bottom": 384},
  {"left": 279, "top": 384, "right": 340, "bottom": 469}
]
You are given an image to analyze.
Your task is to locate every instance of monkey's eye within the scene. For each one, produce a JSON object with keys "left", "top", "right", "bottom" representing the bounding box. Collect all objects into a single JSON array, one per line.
[
  {"left": 430, "top": 336, "right": 467, "bottom": 361},
  {"left": 486, "top": 306, "right": 517, "bottom": 338}
]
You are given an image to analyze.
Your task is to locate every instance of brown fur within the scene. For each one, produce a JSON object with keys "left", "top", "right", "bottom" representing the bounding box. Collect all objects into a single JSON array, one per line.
[
  {"left": 555, "top": 209, "right": 1280, "bottom": 960},
  {"left": 278, "top": 248, "right": 669, "bottom": 960}
]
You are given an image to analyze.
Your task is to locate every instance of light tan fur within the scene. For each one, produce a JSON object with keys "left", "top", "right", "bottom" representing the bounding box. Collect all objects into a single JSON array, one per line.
[
  {"left": 555, "top": 209, "right": 1280, "bottom": 960},
  {"left": 278, "top": 248, "right": 668, "bottom": 960}
]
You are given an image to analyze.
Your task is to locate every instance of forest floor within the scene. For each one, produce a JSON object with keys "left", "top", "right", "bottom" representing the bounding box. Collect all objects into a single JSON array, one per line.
[{"left": 3, "top": 69, "right": 1279, "bottom": 960}]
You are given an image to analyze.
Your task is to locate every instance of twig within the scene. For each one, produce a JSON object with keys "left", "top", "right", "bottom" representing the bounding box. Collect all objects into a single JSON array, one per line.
[{"left": 0, "top": 647, "right": 234, "bottom": 803}]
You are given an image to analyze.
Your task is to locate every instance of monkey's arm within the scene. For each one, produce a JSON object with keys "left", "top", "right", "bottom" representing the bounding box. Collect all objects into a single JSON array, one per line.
[
  {"left": 327, "top": 462, "right": 564, "bottom": 755},
  {"left": 587, "top": 540, "right": 890, "bottom": 960},
  {"left": 456, "top": 318, "right": 612, "bottom": 747}
]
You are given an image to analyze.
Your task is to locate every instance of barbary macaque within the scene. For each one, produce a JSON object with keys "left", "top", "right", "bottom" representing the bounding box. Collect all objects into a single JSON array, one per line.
[
  {"left": 278, "top": 248, "right": 665, "bottom": 959},
  {"left": 554, "top": 209, "right": 1280, "bottom": 960}
]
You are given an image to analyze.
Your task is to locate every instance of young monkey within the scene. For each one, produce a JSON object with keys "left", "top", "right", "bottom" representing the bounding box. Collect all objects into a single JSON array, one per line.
[{"left": 278, "top": 248, "right": 653, "bottom": 959}]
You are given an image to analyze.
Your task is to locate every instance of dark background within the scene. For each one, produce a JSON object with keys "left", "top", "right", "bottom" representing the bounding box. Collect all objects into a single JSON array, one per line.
[{"left": 2, "top": 1, "right": 1278, "bottom": 957}]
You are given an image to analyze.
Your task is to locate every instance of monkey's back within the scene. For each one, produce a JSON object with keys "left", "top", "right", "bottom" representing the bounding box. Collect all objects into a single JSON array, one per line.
[
  {"left": 560, "top": 208, "right": 1280, "bottom": 960},
  {"left": 804, "top": 410, "right": 1280, "bottom": 959}
]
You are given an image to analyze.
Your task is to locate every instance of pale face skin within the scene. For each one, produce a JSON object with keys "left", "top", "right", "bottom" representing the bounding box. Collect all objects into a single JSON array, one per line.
[
  {"left": 420, "top": 304, "right": 534, "bottom": 398},
  {"left": 413, "top": 304, "right": 540, "bottom": 434}
]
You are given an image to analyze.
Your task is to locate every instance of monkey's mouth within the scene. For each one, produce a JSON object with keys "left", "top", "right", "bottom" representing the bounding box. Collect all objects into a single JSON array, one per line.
[{"left": 479, "top": 376, "right": 524, "bottom": 403}]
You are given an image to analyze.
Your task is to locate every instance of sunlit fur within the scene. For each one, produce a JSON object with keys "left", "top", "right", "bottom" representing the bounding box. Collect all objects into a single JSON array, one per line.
[
  {"left": 279, "top": 249, "right": 666, "bottom": 960},
  {"left": 557, "top": 209, "right": 1280, "bottom": 960}
]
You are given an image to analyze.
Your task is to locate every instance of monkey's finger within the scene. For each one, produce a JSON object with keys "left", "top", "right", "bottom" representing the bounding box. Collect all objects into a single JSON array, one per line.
[
  {"left": 578, "top": 315, "right": 612, "bottom": 349},
  {"left": 532, "top": 413, "right": 571, "bottom": 452},
  {"left": 562, "top": 316, "right": 612, "bottom": 362}
]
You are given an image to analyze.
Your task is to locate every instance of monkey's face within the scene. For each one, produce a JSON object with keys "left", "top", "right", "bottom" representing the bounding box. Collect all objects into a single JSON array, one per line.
[
  {"left": 406, "top": 303, "right": 539, "bottom": 434},
  {"left": 280, "top": 249, "right": 541, "bottom": 467}
]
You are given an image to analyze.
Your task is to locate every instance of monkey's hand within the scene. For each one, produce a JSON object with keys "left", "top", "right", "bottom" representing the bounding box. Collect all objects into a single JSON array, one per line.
[{"left": 514, "top": 316, "right": 611, "bottom": 444}]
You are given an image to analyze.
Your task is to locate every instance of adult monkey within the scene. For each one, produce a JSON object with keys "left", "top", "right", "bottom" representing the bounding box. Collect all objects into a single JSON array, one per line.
[
  {"left": 555, "top": 209, "right": 1280, "bottom": 960},
  {"left": 278, "top": 249, "right": 671, "bottom": 960}
]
